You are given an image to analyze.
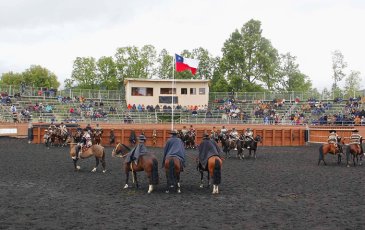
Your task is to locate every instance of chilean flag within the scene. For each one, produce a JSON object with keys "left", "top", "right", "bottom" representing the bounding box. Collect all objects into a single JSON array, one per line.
[{"left": 175, "top": 54, "right": 199, "bottom": 75}]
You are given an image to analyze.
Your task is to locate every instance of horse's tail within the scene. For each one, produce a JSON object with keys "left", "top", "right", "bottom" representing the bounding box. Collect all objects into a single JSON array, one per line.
[
  {"left": 213, "top": 158, "right": 221, "bottom": 185},
  {"left": 151, "top": 158, "right": 159, "bottom": 185},
  {"left": 169, "top": 158, "right": 175, "bottom": 186}
]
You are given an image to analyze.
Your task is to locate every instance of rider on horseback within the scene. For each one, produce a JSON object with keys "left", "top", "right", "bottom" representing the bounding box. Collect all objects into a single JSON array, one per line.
[
  {"left": 229, "top": 128, "right": 239, "bottom": 140},
  {"left": 59, "top": 122, "right": 67, "bottom": 136},
  {"left": 126, "top": 135, "right": 148, "bottom": 165},
  {"left": 210, "top": 126, "right": 219, "bottom": 142},
  {"left": 198, "top": 133, "right": 223, "bottom": 170},
  {"left": 220, "top": 126, "right": 227, "bottom": 135},
  {"left": 181, "top": 126, "right": 188, "bottom": 135},
  {"left": 349, "top": 129, "right": 363, "bottom": 155},
  {"left": 162, "top": 129, "right": 186, "bottom": 171},
  {"left": 328, "top": 130, "right": 338, "bottom": 146},
  {"left": 77, "top": 128, "right": 92, "bottom": 159},
  {"left": 244, "top": 128, "right": 253, "bottom": 139},
  {"left": 189, "top": 125, "right": 196, "bottom": 135}
]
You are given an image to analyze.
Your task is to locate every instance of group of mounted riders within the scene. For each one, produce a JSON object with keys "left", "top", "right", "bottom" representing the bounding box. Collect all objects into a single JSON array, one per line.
[
  {"left": 44, "top": 122, "right": 103, "bottom": 153},
  {"left": 319, "top": 128, "right": 364, "bottom": 166}
]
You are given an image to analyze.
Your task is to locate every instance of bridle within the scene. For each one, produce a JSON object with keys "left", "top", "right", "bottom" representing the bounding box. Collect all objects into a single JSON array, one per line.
[{"left": 113, "top": 143, "right": 129, "bottom": 158}]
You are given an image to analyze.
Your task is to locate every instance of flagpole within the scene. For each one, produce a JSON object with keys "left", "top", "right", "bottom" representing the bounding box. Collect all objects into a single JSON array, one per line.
[{"left": 171, "top": 54, "right": 175, "bottom": 131}]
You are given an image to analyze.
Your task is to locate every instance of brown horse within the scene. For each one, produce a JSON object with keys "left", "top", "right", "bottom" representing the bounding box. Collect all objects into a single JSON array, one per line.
[
  {"left": 346, "top": 143, "right": 363, "bottom": 167},
  {"left": 112, "top": 143, "right": 159, "bottom": 194},
  {"left": 318, "top": 138, "right": 344, "bottom": 166},
  {"left": 164, "top": 156, "right": 182, "bottom": 193},
  {"left": 67, "top": 136, "right": 106, "bottom": 173},
  {"left": 197, "top": 156, "right": 223, "bottom": 194}
]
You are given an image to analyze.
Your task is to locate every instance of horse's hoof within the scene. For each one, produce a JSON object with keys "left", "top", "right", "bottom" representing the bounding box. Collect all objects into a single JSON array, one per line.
[
  {"left": 91, "top": 168, "right": 97, "bottom": 172},
  {"left": 165, "top": 190, "right": 169, "bottom": 194},
  {"left": 199, "top": 184, "right": 204, "bottom": 188},
  {"left": 123, "top": 184, "right": 129, "bottom": 189},
  {"left": 347, "top": 165, "right": 350, "bottom": 168},
  {"left": 76, "top": 166, "right": 81, "bottom": 170},
  {"left": 177, "top": 189, "right": 181, "bottom": 194},
  {"left": 102, "top": 170, "right": 106, "bottom": 173}
]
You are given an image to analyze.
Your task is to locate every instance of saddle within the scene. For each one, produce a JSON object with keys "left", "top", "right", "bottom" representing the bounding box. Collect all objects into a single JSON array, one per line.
[{"left": 81, "top": 146, "right": 91, "bottom": 153}]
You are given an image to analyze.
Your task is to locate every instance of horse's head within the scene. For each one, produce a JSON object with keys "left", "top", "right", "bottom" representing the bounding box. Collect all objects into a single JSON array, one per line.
[{"left": 112, "top": 143, "right": 131, "bottom": 158}]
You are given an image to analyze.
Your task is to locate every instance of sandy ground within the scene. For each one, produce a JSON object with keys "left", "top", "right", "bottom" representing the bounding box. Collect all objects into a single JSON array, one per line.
[{"left": 0, "top": 137, "right": 364, "bottom": 230}]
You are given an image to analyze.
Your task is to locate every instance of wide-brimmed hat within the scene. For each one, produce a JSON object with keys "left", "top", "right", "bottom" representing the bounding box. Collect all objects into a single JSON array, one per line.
[
  {"left": 203, "top": 133, "right": 210, "bottom": 138},
  {"left": 329, "top": 130, "right": 336, "bottom": 133},
  {"left": 169, "top": 129, "right": 178, "bottom": 135},
  {"left": 352, "top": 129, "right": 359, "bottom": 133}
]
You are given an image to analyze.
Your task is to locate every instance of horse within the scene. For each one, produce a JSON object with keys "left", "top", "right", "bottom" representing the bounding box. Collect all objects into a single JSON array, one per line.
[
  {"left": 238, "top": 135, "right": 263, "bottom": 159},
  {"left": 318, "top": 137, "right": 344, "bottom": 166},
  {"left": 197, "top": 156, "right": 223, "bottom": 194},
  {"left": 346, "top": 142, "right": 363, "bottom": 167},
  {"left": 66, "top": 136, "right": 106, "bottom": 173},
  {"left": 164, "top": 156, "right": 183, "bottom": 193},
  {"left": 184, "top": 131, "right": 196, "bottom": 149},
  {"left": 112, "top": 143, "right": 159, "bottom": 194},
  {"left": 55, "top": 128, "right": 68, "bottom": 147},
  {"left": 221, "top": 134, "right": 236, "bottom": 158}
]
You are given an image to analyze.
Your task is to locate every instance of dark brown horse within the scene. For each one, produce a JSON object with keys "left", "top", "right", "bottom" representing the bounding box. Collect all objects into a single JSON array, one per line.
[
  {"left": 346, "top": 142, "right": 363, "bottom": 167},
  {"left": 197, "top": 156, "right": 223, "bottom": 194},
  {"left": 67, "top": 136, "right": 106, "bottom": 172},
  {"left": 164, "top": 156, "right": 182, "bottom": 193},
  {"left": 237, "top": 135, "right": 263, "bottom": 159},
  {"left": 318, "top": 138, "right": 344, "bottom": 166},
  {"left": 112, "top": 143, "right": 159, "bottom": 194}
]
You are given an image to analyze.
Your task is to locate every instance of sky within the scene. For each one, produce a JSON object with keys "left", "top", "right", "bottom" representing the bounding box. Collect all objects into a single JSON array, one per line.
[{"left": 0, "top": 0, "right": 364, "bottom": 91}]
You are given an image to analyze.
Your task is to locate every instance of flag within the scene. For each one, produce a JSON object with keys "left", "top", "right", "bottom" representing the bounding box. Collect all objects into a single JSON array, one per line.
[{"left": 175, "top": 54, "right": 199, "bottom": 75}]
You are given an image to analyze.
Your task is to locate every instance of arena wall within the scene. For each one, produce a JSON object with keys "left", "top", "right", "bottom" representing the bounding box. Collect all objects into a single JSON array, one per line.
[{"left": 3, "top": 122, "right": 364, "bottom": 147}]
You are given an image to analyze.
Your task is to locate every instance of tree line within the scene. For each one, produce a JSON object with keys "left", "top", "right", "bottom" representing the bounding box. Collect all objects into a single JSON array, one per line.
[{"left": 0, "top": 19, "right": 361, "bottom": 98}]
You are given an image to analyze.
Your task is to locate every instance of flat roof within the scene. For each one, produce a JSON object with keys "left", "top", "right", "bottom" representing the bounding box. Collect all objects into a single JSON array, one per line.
[{"left": 124, "top": 78, "right": 210, "bottom": 84}]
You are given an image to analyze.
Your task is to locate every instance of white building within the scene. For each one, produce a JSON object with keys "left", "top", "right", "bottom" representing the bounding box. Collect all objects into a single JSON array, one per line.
[{"left": 124, "top": 78, "right": 210, "bottom": 107}]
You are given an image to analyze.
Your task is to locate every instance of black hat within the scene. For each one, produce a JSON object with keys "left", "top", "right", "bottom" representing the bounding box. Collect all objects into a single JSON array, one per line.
[
  {"left": 329, "top": 130, "right": 336, "bottom": 133},
  {"left": 169, "top": 129, "right": 178, "bottom": 135},
  {"left": 352, "top": 129, "right": 359, "bottom": 133},
  {"left": 203, "top": 133, "right": 210, "bottom": 138},
  {"left": 138, "top": 135, "right": 146, "bottom": 141}
]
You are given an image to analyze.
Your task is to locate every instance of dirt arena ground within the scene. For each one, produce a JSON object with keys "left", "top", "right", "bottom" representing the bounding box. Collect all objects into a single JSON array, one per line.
[{"left": 0, "top": 137, "right": 364, "bottom": 230}]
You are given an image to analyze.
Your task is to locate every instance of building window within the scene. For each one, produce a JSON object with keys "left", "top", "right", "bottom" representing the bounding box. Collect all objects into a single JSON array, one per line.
[
  {"left": 181, "top": 88, "right": 187, "bottom": 95},
  {"left": 199, "top": 88, "right": 206, "bottom": 95},
  {"left": 131, "top": 87, "right": 153, "bottom": 96},
  {"left": 159, "top": 96, "right": 178, "bottom": 104},
  {"left": 190, "top": 88, "right": 196, "bottom": 95},
  {"left": 160, "top": 88, "right": 176, "bottom": 94}
]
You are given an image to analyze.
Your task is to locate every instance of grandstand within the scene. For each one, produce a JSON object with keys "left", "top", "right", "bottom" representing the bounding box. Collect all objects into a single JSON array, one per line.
[{"left": 1, "top": 84, "right": 364, "bottom": 126}]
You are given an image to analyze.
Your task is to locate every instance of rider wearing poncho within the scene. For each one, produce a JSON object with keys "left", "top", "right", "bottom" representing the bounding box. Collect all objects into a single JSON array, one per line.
[
  {"left": 125, "top": 135, "right": 148, "bottom": 165},
  {"left": 328, "top": 130, "right": 338, "bottom": 146},
  {"left": 220, "top": 126, "right": 227, "bottom": 136},
  {"left": 181, "top": 126, "right": 188, "bottom": 135},
  {"left": 244, "top": 128, "right": 254, "bottom": 141},
  {"left": 77, "top": 128, "right": 92, "bottom": 158},
  {"left": 198, "top": 133, "right": 223, "bottom": 170},
  {"left": 129, "top": 130, "right": 137, "bottom": 145},
  {"left": 229, "top": 128, "right": 239, "bottom": 140},
  {"left": 349, "top": 129, "right": 363, "bottom": 154},
  {"left": 59, "top": 122, "right": 67, "bottom": 135},
  {"left": 162, "top": 130, "right": 186, "bottom": 169}
]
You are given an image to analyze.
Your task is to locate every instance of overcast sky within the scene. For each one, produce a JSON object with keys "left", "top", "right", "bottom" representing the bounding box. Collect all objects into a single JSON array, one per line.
[{"left": 0, "top": 0, "right": 364, "bottom": 90}]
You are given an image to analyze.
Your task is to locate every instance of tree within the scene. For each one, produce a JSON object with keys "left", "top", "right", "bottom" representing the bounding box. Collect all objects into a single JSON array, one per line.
[
  {"left": 70, "top": 57, "right": 98, "bottom": 89},
  {"left": 344, "top": 70, "right": 362, "bottom": 98},
  {"left": 0, "top": 72, "right": 24, "bottom": 86},
  {"left": 115, "top": 45, "right": 157, "bottom": 82},
  {"left": 22, "top": 65, "right": 60, "bottom": 89},
  {"left": 156, "top": 49, "right": 173, "bottom": 79},
  {"left": 96, "top": 56, "right": 118, "bottom": 90},
  {"left": 211, "top": 76, "right": 230, "bottom": 92},
  {"left": 278, "top": 53, "right": 312, "bottom": 92},
  {"left": 220, "top": 19, "right": 280, "bottom": 91},
  {"left": 331, "top": 50, "right": 347, "bottom": 92}
]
